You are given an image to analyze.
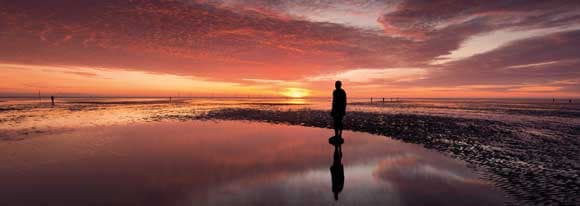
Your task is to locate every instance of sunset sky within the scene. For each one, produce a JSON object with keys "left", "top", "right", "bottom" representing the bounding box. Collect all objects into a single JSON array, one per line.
[{"left": 1, "top": 0, "right": 579, "bottom": 98}]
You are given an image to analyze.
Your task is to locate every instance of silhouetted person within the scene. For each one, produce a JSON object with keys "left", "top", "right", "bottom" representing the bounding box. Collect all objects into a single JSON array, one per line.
[
  {"left": 331, "top": 81, "right": 347, "bottom": 137},
  {"left": 329, "top": 137, "right": 344, "bottom": 201},
  {"left": 570, "top": 99, "right": 572, "bottom": 103},
  {"left": 50, "top": 96, "right": 54, "bottom": 106}
]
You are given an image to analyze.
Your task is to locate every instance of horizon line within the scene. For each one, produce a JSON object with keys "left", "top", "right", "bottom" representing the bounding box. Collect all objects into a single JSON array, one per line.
[{"left": 0, "top": 95, "right": 576, "bottom": 100}]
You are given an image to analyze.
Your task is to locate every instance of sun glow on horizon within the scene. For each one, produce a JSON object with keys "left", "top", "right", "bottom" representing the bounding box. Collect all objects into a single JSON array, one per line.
[{"left": 281, "top": 88, "right": 310, "bottom": 98}]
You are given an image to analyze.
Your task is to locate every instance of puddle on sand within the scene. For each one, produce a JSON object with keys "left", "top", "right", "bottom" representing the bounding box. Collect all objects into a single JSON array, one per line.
[{"left": 0, "top": 120, "right": 506, "bottom": 206}]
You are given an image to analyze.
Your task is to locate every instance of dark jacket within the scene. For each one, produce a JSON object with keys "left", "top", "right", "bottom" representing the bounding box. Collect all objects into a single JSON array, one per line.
[{"left": 332, "top": 89, "right": 347, "bottom": 117}]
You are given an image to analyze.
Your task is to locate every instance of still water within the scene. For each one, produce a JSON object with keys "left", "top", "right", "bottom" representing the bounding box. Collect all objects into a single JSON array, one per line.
[{"left": 0, "top": 120, "right": 505, "bottom": 206}]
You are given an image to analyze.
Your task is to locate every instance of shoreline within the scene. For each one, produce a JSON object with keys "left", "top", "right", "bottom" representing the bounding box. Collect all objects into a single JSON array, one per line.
[
  {"left": 195, "top": 108, "right": 580, "bottom": 205},
  {"left": 1, "top": 100, "right": 579, "bottom": 205}
]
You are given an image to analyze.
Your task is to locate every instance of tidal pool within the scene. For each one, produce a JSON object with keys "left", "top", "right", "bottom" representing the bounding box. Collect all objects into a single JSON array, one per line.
[{"left": 0, "top": 120, "right": 506, "bottom": 206}]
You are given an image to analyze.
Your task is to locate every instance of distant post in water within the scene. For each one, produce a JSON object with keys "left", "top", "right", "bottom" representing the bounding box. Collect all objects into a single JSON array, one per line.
[
  {"left": 370, "top": 97, "right": 373, "bottom": 104},
  {"left": 169, "top": 96, "right": 172, "bottom": 103}
]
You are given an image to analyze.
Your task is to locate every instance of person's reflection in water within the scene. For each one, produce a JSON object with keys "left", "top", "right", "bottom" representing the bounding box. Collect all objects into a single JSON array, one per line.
[{"left": 329, "top": 136, "right": 344, "bottom": 201}]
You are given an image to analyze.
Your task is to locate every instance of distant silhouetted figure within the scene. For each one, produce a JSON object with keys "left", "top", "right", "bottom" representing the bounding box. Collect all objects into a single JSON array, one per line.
[
  {"left": 50, "top": 96, "right": 55, "bottom": 106},
  {"left": 553, "top": 98, "right": 555, "bottom": 103},
  {"left": 570, "top": 99, "right": 572, "bottom": 103},
  {"left": 329, "top": 136, "right": 344, "bottom": 201},
  {"left": 331, "top": 81, "right": 347, "bottom": 137}
]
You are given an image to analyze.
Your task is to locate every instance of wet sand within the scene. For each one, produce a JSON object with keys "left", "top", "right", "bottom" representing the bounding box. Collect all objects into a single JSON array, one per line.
[
  {"left": 350, "top": 101, "right": 580, "bottom": 119},
  {"left": 0, "top": 120, "right": 505, "bottom": 206},
  {"left": 198, "top": 108, "right": 580, "bottom": 205},
  {"left": 1, "top": 98, "right": 579, "bottom": 205}
]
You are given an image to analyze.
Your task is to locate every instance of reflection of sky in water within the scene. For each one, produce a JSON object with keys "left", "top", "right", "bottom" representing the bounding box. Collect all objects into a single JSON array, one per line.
[{"left": 0, "top": 120, "right": 505, "bottom": 205}]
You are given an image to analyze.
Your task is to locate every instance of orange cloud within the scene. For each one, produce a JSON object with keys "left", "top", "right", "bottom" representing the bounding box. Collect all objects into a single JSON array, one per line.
[{"left": 1, "top": 0, "right": 580, "bottom": 97}]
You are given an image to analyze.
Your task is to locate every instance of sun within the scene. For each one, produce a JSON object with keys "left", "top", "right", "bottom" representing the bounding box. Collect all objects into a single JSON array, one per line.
[{"left": 281, "top": 88, "right": 310, "bottom": 98}]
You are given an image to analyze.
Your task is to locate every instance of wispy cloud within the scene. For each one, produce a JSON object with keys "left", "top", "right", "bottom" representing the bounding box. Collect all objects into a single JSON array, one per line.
[
  {"left": 432, "top": 25, "right": 580, "bottom": 64},
  {"left": 509, "top": 86, "right": 562, "bottom": 92},
  {"left": 306, "top": 68, "right": 427, "bottom": 83},
  {"left": 1, "top": 0, "right": 580, "bottom": 97},
  {"left": 242, "top": 78, "right": 301, "bottom": 86},
  {"left": 505, "top": 61, "right": 561, "bottom": 69}
]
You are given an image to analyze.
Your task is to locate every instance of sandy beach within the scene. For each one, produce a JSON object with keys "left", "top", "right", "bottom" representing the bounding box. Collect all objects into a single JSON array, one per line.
[
  {"left": 1, "top": 98, "right": 579, "bottom": 205},
  {"left": 197, "top": 108, "right": 580, "bottom": 205},
  {"left": 4, "top": 1, "right": 580, "bottom": 205}
]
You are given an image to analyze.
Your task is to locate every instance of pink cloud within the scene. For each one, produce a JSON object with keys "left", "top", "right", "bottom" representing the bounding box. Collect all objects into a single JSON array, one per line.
[{"left": 1, "top": 0, "right": 579, "bottom": 96}]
